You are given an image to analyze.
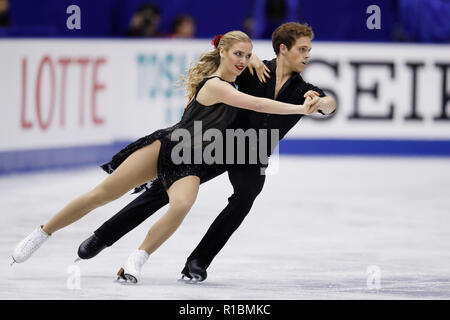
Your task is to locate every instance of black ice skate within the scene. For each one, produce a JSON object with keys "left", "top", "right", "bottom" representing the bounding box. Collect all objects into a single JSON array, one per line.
[
  {"left": 179, "top": 259, "right": 207, "bottom": 282},
  {"left": 76, "top": 234, "right": 107, "bottom": 261},
  {"left": 179, "top": 265, "right": 192, "bottom": 281}
]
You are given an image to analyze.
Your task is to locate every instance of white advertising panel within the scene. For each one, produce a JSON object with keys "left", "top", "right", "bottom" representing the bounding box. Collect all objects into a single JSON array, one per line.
[{"left": 0, "top": 39, "right": 449, "bottom": 172}]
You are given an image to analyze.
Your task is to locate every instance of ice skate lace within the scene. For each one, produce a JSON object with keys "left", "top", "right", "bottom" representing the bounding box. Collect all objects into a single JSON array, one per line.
[{"left": 21, "top": 230, "right": 47, "bottom": 254}]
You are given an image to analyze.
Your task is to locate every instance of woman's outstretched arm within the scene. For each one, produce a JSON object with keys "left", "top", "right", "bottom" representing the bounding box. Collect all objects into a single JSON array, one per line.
[{"left": 203, "top": 78, "right": 318, "bottom": 115}]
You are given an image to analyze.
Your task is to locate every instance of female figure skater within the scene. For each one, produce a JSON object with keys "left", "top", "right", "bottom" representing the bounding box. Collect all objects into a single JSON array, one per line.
[{"left": 11, "top": 31, "right": 320, "bottom": 283}]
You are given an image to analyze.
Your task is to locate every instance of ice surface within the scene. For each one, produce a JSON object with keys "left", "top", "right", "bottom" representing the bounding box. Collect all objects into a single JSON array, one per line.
[{"left": 1, "top": 156, "right": 450, "bottom": 299}]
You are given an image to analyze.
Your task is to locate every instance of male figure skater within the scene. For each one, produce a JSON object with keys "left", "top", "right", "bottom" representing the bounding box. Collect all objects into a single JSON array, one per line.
[{"left": 78, "top": 22, "right": 336, "bottom": 281}]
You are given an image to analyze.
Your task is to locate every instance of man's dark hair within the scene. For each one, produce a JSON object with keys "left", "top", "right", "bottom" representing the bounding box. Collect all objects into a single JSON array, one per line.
[{"left": 272, "top": 22, "right": 314, "bottom": 55}]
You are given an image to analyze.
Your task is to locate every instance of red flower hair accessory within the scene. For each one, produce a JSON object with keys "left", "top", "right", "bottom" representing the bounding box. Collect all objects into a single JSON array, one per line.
[{"left": 211, "top": 34, "right": 223, "bottom": 49}]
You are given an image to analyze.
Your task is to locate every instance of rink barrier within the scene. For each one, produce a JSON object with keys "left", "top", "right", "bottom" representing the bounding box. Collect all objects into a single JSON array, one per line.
[
  {"left": 0, "top": 141, "right": 129, "bottom": 175},
  {"left": 2, "top": 40, "right": 450, "bottom": 175},
  {"left": 279, "top": 138, "right": 450, "bottom": 157},
  {"left": 1, "top": 138, "right": 449, "bottom": 175}
]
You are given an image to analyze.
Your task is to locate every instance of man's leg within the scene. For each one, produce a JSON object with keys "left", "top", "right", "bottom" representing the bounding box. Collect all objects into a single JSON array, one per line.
[
  {"left": 77, "top": 179, "right": 169, "bottom": 259},
  {"left": 94, "top": 179, "right": 169, "bottom": 246},
  {"left": 185, "top": 164, "right": 266, "bottom": 273}
]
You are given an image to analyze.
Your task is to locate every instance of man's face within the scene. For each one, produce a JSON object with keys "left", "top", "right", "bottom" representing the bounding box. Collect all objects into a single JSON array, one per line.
[{"left": 282, "top": 36, "right": 312, "bottom": 73}]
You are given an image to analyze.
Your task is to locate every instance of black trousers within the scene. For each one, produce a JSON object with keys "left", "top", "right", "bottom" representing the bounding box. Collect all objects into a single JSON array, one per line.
[{"left": 94, "top": 164, "right": 266, "bottom": 269}]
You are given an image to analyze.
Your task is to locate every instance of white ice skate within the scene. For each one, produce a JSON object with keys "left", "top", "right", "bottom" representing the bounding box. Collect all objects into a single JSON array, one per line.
[
  {"left": 11, "top": 226, "right": 50, "bottom": 265},
  {"left": 116, "top": 249, "right": 149, "bottom": 284}
]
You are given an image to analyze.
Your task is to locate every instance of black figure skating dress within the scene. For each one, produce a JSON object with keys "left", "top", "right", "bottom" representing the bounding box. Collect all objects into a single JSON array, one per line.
[{"left": 101, "top": 76, "right": 237, "bottom": 191}]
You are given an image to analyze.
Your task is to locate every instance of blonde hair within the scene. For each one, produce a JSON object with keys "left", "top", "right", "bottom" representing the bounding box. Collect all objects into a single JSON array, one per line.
[{"left": 180, "top": 30, "right": 252, "bottom": 101}]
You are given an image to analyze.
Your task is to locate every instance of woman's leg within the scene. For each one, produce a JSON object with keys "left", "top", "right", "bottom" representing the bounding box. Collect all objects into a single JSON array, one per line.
[
  {"left": 42, "top": 141, "right": 162, "bottom": 235},
  {"left": 138, "top": 175, "right": 200, "bottom": 255}
]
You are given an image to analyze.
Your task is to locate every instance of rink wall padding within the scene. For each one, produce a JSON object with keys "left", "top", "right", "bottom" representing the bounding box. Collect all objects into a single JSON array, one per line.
[
  {"left": 279, "top": 139, "right": 450, "bottom": 157},
  {"left": 1, "top": 138, "right": 449, "bottom": 175},
  {"left": 0, "top": 141, "right": 130, "bottom": 174}
]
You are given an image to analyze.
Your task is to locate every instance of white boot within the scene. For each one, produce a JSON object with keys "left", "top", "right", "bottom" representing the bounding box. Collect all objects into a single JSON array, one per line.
[
  {"left": 117, "top": 249, "right": 149, "bottom": 284},
  {"left": 12, "top": 226, "right": 50, "bottom": 264}
]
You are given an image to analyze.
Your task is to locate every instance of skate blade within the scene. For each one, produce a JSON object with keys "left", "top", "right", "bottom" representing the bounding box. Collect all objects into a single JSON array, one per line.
[
  {"left": 115, "top": 277, "right": 137, "bottom": 285},
  {"left": 123, "top": 274, "right": 137, "bottom": 284},
  {"left": 115, "top": 267, "right": 137, "bottom": 285},
  {"left": 10, "top": 256, "right": 17, "bottom": 266},
  {"left": 74, "top": 257, "right": 81, "bottom": 263},
  {"left": 177, "top": 275, "right": 193, "bottom": 282},
  {"left": 178, "top": 274, "right": 202, "bottom": 284},
  {"left": 190, "top": 273, "right": 204, "bottom": 282}
]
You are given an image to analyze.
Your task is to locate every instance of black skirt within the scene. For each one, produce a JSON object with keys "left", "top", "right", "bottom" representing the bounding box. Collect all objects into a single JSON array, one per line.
[{"left": 101, "top": 124, "right": 204, "bottom": 193}]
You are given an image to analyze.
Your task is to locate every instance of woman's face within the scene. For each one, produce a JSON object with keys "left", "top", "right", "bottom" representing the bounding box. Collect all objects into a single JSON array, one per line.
[{"left": 220, "top": 41, "right": 253, "bottom": 76}]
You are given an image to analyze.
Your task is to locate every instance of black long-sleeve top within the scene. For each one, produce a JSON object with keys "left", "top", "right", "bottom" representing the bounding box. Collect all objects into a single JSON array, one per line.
[{"left": 232, "top": 58, "right": 326, "bottom": 159}]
